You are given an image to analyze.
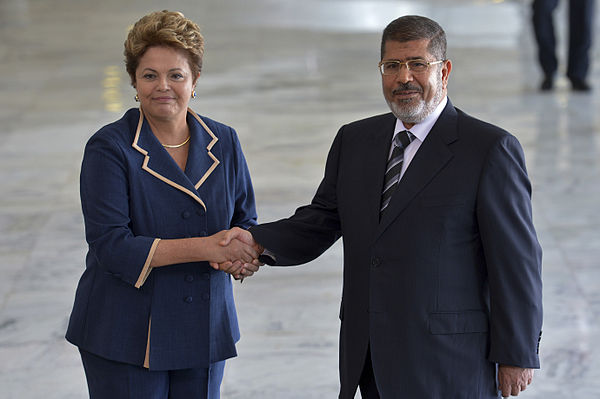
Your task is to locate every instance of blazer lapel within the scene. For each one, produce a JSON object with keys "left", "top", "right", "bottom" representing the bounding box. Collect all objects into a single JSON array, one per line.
[
  {"left": 376, "top": 101, "right": 459, "bottom": 238},
  {"left": 131, "top": 108, "right": 220, "bottom": 211},
  {"left": 362, "top": 114, "right": 396, "bottom": 234},
  {"left": 184, "top": 109, "right": 220, "bottom": 191}
]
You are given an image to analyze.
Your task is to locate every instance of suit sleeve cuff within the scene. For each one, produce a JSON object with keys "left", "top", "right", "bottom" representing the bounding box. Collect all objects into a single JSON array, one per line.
[{"left": 135, "top": 238, "right": 160, "bottom": 288}]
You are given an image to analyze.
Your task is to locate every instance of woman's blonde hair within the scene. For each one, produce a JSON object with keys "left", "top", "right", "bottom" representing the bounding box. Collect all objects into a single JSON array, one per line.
[{"left": 124, "top": 10, "right": 204, "bottom": 86}]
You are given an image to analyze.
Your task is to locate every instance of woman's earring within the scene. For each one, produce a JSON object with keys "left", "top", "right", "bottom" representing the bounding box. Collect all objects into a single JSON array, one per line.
[
  {"left": 191, "top": 90, "right": 196, "bottom": 99},
  {"left": 135, "top": 94, "right": 140, "bottom": 102}
]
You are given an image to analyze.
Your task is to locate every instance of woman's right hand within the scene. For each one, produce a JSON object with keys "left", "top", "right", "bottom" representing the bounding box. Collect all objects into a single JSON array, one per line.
[{"left": 150, "top": 228, "right": 261, "bottom": 270}]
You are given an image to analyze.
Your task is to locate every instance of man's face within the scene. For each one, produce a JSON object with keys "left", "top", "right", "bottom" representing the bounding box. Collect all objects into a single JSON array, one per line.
[{"left": 381, "top": 39, "right": 451, "bottom": 127}]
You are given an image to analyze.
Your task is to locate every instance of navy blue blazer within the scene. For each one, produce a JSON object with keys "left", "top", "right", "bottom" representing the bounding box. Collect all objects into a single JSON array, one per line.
[
  {"left": 66, "top": 108, "right": 257, "bottom": 371},
  {"left": 251, "top": 100, "right": 543, "bottom": 398}
]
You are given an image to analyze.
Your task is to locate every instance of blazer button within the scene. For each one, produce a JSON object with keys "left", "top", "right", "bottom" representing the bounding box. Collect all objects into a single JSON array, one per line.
[
  {"left": 371, "top": 257, "right": 381, "bottom": 267},
  {"left": 181, "top": 211, "right": 191, "bottom": 219},
  {"left": 185, "top": 275, "right": 194, "bottom": 282},
  {"left": 184, "top": 296, "right": 193, "bottom": 303}
]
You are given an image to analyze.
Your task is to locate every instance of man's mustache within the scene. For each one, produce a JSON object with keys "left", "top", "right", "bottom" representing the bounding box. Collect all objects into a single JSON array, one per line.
[{"left": 392, "top": 83, "right": 423, "bottom": 95}]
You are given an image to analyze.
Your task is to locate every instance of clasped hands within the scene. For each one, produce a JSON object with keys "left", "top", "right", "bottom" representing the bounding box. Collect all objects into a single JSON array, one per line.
[{"left": 208, "top": 227, "right": 263, "bottom": 280}]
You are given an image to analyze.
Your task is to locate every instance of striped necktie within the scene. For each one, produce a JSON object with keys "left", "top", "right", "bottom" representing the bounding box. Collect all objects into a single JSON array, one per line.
[{"left": 380, "top": 130, "right": 415, "bottom": 216}]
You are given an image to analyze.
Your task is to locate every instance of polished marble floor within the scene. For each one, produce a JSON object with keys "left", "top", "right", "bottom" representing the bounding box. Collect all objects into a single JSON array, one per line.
[{"left": 1, "top": 0, "right": 599, "bottom": 397}]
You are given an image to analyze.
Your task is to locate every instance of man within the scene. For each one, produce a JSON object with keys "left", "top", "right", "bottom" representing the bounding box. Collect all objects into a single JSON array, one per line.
[
  {"left": 532, "top": 0, "right": 595, "bottom": 91},
  {"left": 220, "top": 15, "right": 543, "bottom": 398}
]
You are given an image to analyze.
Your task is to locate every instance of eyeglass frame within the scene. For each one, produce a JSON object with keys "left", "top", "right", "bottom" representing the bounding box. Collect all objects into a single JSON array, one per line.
[{"left": 378, "top": 59, "right": 445, "bottom": 76}]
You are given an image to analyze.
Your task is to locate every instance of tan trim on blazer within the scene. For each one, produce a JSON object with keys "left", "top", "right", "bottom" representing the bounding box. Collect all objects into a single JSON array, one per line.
[
  {"left": 188, "top": 108, "right": 220, "bottom": 190},
  {"left": 134, "top": 238, "right": 160, "bottom": 289},
  {"left": 143, "top": 317, "right": 151, "bottom": 368},
  {"left": 131, "top": 108, "right": 220, "bottom": 211}
]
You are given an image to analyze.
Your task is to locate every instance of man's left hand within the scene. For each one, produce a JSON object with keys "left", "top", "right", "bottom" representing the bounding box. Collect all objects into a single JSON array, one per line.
[{"left": 498, "top": 365, "right": 534, "bottom": 397}]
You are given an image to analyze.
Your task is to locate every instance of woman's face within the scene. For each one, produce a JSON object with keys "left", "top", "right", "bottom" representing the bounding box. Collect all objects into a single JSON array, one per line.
[{"left": 134, "top": 46, "right": 198, "bottom": 123}]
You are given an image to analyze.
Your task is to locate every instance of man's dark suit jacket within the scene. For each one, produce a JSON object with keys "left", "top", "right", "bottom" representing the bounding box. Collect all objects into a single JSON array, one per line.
[{"left": 250, "top": 99, "right": 543, "bottom": 398}]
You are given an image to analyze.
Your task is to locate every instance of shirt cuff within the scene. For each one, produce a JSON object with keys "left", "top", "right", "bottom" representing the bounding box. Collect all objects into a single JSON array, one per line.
[{"left": 259, "top": 248, "right": 277, "bottom": 265}]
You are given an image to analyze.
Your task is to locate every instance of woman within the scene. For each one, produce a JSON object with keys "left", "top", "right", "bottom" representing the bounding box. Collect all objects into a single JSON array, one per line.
[{"left": 66, "top": 10, "right": 260, "bottom": 398}]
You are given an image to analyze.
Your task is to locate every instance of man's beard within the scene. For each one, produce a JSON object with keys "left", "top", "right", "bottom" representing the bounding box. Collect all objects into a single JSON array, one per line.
[{"left": 386, "top": 76, "right": 444, "bottom": 124}]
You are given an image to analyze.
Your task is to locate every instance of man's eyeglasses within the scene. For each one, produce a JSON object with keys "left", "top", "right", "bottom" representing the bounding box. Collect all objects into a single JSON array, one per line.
[{"left": 378, "top": 59, "right": 445, "bottom": 75}]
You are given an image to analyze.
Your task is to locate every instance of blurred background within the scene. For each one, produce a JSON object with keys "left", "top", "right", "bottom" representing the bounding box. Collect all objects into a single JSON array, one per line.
[{"left": 1, "top": 0, "right": 599, "bottom": 397}]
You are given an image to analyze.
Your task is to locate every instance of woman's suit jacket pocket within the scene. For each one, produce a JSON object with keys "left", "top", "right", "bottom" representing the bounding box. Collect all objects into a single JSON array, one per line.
[{"left": 428, "top": 310, "right": 489, "bottom": 335}]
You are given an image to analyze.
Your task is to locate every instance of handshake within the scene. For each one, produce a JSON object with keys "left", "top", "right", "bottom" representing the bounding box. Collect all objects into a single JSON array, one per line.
[{"left": 208, "top": 227, "right": 264, "bottom": 281}]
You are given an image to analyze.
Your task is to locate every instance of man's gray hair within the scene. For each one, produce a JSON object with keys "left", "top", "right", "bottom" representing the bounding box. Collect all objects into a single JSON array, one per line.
[{"left": 380, "top": 15, "right": 447, "bottom": 60}]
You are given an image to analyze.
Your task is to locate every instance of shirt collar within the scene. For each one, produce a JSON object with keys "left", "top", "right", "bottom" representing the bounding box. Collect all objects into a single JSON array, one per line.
[{"left": 393, "top": 96, "right": 448, "bottom": 143}]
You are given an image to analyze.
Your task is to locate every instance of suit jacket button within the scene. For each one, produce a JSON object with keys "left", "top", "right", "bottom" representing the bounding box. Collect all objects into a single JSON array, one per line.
[
  {"left": 371, "top": 257, "right": 381, "bottom": 267},
  {"left": 181, "top": 211, "right": 191, "bottom": 219},
  {"left": 184, "top": 296, "right": 193, "bottom": 303},
  {"left": 185, "top": 275, "right": 194, "bottom": 282}
]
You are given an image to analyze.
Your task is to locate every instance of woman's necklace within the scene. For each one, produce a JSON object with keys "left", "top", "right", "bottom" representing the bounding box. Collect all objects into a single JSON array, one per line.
[{"left": 162, "top": 134, "right": 191, "bottom": 149}]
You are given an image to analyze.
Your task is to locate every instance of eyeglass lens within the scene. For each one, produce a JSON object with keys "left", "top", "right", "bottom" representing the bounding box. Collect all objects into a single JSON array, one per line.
[{"left": 381, "top": 60, "right": 429, "bottom": 74}]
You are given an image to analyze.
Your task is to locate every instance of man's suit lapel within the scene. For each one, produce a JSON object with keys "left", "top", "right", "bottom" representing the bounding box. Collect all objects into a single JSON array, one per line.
[
  {"left": 376, "top": 101, "right": 459, "bottom": 238},
  {"left": 131, "top": 108, "right": 220, "bottom": 211},
  {"left": 362, "top": 115, "right": 396, "bottom": 236}
]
